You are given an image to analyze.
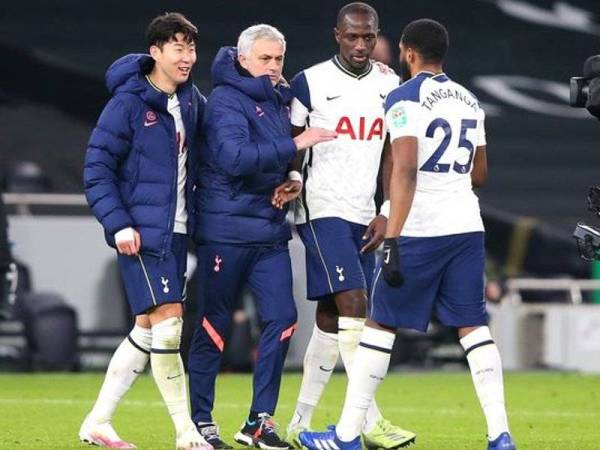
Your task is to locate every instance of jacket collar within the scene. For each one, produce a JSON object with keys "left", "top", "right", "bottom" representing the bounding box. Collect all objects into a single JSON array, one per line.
[{"left": 211, "top": 46, "right": 291, "bottom": 104}]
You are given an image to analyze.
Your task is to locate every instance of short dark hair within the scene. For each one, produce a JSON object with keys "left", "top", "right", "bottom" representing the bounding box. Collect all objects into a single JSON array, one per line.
[
  {"left": 337, "top": 2, "right": 379, "bottom": 29},
  {"left": 146, "top": 12, "right": 198, "bottom": 49},
  {"left": 401, "top": 19, "right": 449, "bottom": 64}
]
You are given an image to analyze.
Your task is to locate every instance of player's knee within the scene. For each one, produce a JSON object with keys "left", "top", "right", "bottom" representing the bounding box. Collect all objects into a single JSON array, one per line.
[
  {"left": 315, "top": 310, "right": 338, "bottom": 333},
  {"left": 151, "top": 316, "right": 183, "bottom": 350},
  {"left": 148, "top": 302, "right": 183, "bottom": 325},
  {"left": 134, "top": 314, "right": 151, "bottom": 329},
  {"left": 335, "top": 291, "right": 367, "bottom": 318},
  {"left": 129, "top": 324, "right": 153, "bottom": 352}
]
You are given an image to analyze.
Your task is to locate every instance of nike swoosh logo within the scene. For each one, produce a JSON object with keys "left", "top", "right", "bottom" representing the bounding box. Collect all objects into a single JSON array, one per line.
[
  {"left": 144, "top": 120, "right": 157, "bottom": 127},
  {"left": 319, "top": 365, "right": 334, "bottom": 372},
  {"left": 166, "top": 373, "right": 183, "bottom": 380},
  {"left": 133, "top": 369, "right": 144, "bottom": 374},
  {"left": 379, "top": 94, "right": 386, "bottom": 99},
  {"left": 383, "top": 248, "right": 391, "bottom": 264},
  {"left": 326, "top": 96, "right": 341, "bottom": 101}
]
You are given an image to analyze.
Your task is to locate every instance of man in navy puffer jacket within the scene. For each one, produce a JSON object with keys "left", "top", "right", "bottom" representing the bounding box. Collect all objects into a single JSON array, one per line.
[
  {"left": 188, "top": 24, "right": 336, "bottom": 450},
  {"left": 81, "top": 13, "right": 211, "bottom": 450}
]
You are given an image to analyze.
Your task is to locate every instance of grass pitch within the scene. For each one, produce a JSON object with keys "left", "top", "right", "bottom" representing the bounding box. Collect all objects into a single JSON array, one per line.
[{"left": 0, "top": 371, "right": 598, "bottom": 449}]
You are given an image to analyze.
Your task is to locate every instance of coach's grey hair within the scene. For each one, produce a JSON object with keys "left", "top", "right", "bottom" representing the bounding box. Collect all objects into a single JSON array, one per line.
[{"left": 237, "top": 24, "right": 286, "bottom": 55}]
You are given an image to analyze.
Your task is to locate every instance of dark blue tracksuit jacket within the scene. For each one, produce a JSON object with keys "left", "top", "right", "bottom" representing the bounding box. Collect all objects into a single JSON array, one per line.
[
  {"left": 83, "top": 54, "right": 205, "bottom": 257},
  {"left": 192, "top": 46, "right": 296, "bottom": 245}
]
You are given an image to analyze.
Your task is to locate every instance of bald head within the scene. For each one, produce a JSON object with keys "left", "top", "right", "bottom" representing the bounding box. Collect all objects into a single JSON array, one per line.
[{"left": 336, "top": 2, "right": 379, "bottom": 29}]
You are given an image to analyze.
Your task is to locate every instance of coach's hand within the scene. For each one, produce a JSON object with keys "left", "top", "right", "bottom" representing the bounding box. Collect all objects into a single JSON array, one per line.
[
  {"left": 115, "top": 227, "right": 141, "bottom": 256},
  {"left": 374, "top": 61, "right": 396, "bottom": 76},
  {"left": 360, "top": 215, "right": 387, "bottom": 253},
  {"left": 293, "top": 127, "right": 337, "bottom": 151},
  {"left": 271, "top": 180, "right": 302, "bottom": 209},
  {"left": 382, "top": 238, "right": 404, "bottom": 287}
]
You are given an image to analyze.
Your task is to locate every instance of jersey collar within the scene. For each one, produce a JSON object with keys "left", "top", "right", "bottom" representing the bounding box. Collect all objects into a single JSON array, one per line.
[
  {"left": 414, "top": 71, "right": 449, "bottom": 82},
  {"left": 332, "top": 55, "right": 373, "bottom": 80},
  {"left": 145, "top": 75, "right": 177, "bottom": 99}
]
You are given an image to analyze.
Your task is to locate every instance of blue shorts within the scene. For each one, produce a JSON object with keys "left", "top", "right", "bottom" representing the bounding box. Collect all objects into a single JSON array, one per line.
[
  {"left": 296, "top": 218, "right": 375, "bottom": 300},
  {"left": 117, "top": 233, "right": 188, "bottom": 315},
  {"left": 370, "top": 232, "right": 488, "bottom": 332}
]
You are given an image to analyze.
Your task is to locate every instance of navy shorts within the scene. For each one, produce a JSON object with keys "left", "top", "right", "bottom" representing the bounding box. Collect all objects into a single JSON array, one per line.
[
  {"left": 296, "top": 217, "right": 375, "bottom": 300},
  {"left": 117, "top": 233, "right": 188, "bottom": 315},
  {"left": 370, "top": 232, "right": 488, "bottom": 332}
]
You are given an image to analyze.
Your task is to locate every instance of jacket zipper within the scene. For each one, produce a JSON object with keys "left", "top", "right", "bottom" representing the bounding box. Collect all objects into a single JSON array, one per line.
[{"left": 163, "top": 113, "right": 178, "bottom": 259}]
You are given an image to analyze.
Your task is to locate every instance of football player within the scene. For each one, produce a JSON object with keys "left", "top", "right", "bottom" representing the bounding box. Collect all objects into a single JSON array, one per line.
[
  {"left": 282, "top": 3, "right": 415, "bottom": 449},
  {"left": 299, "top": 18, "right": 516, "bottom": 450}
]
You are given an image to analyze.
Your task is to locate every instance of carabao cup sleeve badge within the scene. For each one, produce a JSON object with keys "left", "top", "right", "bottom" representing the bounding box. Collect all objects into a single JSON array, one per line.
[{"left": 390, "top": 105, "right": 408, "bottom": 128}]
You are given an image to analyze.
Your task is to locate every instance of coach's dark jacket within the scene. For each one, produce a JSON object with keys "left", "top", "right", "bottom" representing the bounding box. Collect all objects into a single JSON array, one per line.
[
  {"left": 83, "top": 54, "right": 205, "bottom": 257},
  {"left": 193, "top": 46, "right": 296, "bottom": 245}
]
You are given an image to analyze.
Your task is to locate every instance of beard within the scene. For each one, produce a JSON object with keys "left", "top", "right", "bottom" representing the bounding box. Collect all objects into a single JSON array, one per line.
[{"left": 399, "top": 57, "right": 412, "bottom": 82}]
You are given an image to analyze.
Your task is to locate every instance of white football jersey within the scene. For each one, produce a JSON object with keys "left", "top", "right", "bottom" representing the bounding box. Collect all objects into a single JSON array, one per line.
[
  {"left": 290, "top": 56, "right": 400, "bottom": 225},
  {"left": 384, "top": 71, "right": 486, "bottom": 237},
  {"left": 168, "top": 94, "right": 188, "bottom": 234}
]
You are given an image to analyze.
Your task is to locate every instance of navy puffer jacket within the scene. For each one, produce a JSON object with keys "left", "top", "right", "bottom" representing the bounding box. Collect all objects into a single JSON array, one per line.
[
  {"left": 193, "top": 47, "right": 296, "bottom": 245},
  {"left": 84, "top": 54, "right": 206, "bottom": 257}
]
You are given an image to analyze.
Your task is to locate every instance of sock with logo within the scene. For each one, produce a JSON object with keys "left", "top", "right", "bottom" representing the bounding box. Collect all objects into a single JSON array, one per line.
[
  {"left": 151, "top": 317, "right": 193, "bottom": 435},
  {"left": 86, "top": 325, "right": 152, "bottom": 424},
  {"left": 336, "top": 326, "right": 395, "bottom": 442},
  {"left": 460, "top": 326, "right": 509, "bottom": 441},
  {"left": 337, "top": 317, "right": 384, "bottom": 434},
  {"left": 288, "top": 324, "right": 339, "bottom": 431}
]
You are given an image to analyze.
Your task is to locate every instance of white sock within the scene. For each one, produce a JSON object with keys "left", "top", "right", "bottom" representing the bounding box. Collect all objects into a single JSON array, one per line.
[
  {"left": 151, "top": 317, "right": 193, "bottom": 436},
  {"left": 87, "top": 325, "right": 152, "bottom": 424},
  {"left": 336, "top": 327, "right": 395, "bottom": 442},
  {"left": 337, "top": 317, "right": 384, "bottom": 434},
  {"left": 289, "top": 324, "right": 339, "bottom": 431},
  {"left": 460, "top": 326, "right": 509, "bottom": 441}
]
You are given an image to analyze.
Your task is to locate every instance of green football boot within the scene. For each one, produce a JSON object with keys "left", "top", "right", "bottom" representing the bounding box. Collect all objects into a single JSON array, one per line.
[{"left": 362, "top": 419, "right": 416, "bottom": 449}]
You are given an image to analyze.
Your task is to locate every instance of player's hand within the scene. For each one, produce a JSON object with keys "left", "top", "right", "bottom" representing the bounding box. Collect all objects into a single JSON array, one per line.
[
  {"left": 360, "top": 215, "right": 387, "bottom": 253},
  {"left": 374, "top": 61, "right": 395, "bottom": 75},
  {"left": 293, "top": 127, "right": 337, "bottom": 151},
  {"left": 115, "top": 227, "right": 141, "bottom": 256},
  {"left": 382, "top": 237, "right": 404, "bottom": 287},
  {"left": 271, "top": 180, "right": 302, "bottom": 209}
]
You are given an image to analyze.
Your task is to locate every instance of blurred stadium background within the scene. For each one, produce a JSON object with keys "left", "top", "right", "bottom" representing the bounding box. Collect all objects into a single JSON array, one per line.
[
  {"left": 1, "top": 0, "right": 600, "bottom": 379},
  {"left": 0, "top": 0, "right": 600, "bottom": 371}
]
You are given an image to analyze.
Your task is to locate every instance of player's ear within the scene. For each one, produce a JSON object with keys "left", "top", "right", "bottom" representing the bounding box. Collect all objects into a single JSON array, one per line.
[
  {"left": 334, "top": 27, "right": 341, "bottom": 44},
  {"left": 149, "top": 44, "right": 161, "bottom": 61}
]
